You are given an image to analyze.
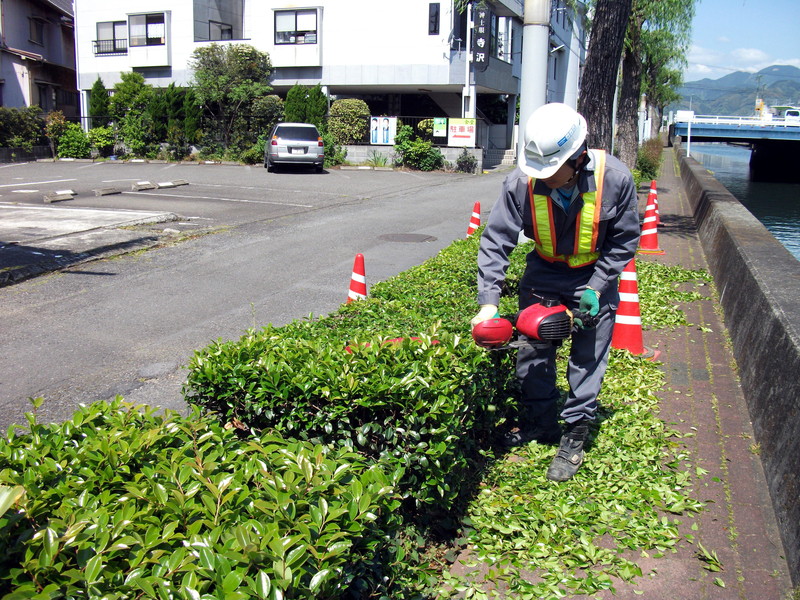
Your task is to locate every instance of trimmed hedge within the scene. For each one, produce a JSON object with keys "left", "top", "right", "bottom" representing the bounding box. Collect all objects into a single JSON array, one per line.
[
  {"left": 0, "top": 400, "right": 402, "bottom": 598},
  {"left": 184, "top": 234, "right": 519, "bottom": 514}
]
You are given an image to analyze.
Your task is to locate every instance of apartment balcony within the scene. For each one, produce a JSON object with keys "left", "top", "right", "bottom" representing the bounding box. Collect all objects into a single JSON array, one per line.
[{"left": 93, "top": 39, "right": 128, "bottom": 55}]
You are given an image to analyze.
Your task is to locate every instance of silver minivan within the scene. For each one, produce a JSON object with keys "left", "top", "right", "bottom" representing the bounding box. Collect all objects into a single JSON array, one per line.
[{"left": 264, "top": 122, "right": 325, "bottom": 172}]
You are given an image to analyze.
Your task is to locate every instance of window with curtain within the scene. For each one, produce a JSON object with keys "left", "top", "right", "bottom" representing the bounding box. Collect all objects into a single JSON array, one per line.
[
  {"left": 129, "top": 13, "right": 165, "bottom": 47},
  {"left": 95, "top": 21, "right": 127, "bottom": 54},
  {"left": 275, "top": 9, "right": 317, "bottom": 44}
]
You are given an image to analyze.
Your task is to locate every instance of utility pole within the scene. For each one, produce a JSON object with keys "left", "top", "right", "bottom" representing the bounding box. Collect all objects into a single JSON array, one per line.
[{"left": 518, "top": 0, "right": 550, "bottom": 156}]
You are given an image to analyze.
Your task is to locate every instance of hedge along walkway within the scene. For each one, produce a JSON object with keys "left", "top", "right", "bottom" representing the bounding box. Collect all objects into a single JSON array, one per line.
[{"left": 445, "top": 147, "right": 793, "bottom": 599}]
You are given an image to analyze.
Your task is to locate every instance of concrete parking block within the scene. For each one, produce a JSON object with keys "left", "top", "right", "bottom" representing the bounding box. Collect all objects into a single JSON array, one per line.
[
  {"left": 94, "top": 187, "right": 122, "bottom": 196},
  {"left": 43, "top": 192, "right": 74, "bottom": 203},
  {"left": 132, "top": 181, "right": 157, "bottom": 191}
]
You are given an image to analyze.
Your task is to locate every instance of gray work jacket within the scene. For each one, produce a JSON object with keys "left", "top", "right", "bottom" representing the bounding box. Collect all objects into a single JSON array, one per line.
[{"left": 477, "top": 150, "right": 641, "bottom": 306}]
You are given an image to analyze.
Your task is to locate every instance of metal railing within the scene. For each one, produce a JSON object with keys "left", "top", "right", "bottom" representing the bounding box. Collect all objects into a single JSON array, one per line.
[
  {"left": 93, "top": 39, "right": 128, "bottom": 55},
  {"left": 677, "top": 114, "right": 800, "bottom": 128}
]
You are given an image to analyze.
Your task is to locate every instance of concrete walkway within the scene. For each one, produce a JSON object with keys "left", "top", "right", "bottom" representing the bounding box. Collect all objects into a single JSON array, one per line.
[{"left": 591, "top": 148, "right": 791, "bottom": 598}]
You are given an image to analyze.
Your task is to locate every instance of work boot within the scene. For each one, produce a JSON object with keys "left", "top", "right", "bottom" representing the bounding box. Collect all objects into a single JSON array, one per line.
[
  {"left": 503, "top": 406, "right": 561, "bottom": 448},
  {"left": 546, "top": 421, "right": 590, "bottom": 481}
]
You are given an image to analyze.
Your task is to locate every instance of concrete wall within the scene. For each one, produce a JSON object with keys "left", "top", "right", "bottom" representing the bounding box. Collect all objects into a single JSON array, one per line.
[
  {"left": 679, "top": 148, "right": 800, "bottom": 584},
  {"left": 343, "top": 145, "right": 483, "bottom": 173}
]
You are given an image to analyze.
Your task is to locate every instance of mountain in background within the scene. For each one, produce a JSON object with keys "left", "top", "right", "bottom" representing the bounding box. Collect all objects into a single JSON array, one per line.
[{"left": 670, "top": 65, "right": 800, "bottom": 116}]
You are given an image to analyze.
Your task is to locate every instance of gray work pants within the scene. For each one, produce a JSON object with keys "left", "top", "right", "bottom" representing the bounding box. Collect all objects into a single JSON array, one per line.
[{"left": 516, "top": 261, "right": 619, "bottom": 425}]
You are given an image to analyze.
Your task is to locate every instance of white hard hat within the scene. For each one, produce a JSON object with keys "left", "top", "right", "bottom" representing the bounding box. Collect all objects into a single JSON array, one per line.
[{"left": 518, "top": 103, "right": 587, "bottom": 179}]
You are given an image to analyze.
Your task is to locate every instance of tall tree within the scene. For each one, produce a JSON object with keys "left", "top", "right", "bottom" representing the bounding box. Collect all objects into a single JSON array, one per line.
[
  {"left": 88, "top": 77, "right": 110, "bottom": 128},
  {"left": 109, "top": 72, "right": 155, "bottom": 156},
  {"left": 109, "top": 72, "right": 152, "bottom": 123},
  {"left": 614, "top": 0, "right": 695, "bottom": 169},
  {"left": 284, "top": 84, "right": 328, "bottom": 131},
  {"left": 642, "top": 29, "right": 685, "bottom": 137},
  {"left": 189, "top": 43, "right": 273, "bottom": 148},
  {"left": 577, "top": 0, "right": 634, "bottom": 151}
]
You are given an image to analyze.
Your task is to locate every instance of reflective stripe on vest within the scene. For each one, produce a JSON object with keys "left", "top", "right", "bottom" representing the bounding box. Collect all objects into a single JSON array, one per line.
[{"left": 528, "top": 150, "right": 606, "bottom": 268}]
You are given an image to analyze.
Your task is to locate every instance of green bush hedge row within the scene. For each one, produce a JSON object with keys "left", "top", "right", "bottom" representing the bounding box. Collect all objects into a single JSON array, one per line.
[
  {"left": 184, "top": 234, "right": 519, "bottom": 516},
  {"left": 0, "top": 400, "right": 401, "bottom": 599},
  {"left": 0, "top": 222, "right": 706, "bottom": 597}
]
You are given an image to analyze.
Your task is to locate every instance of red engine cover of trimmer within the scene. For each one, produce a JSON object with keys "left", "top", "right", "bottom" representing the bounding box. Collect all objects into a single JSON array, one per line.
[
  {"left": 471, "top": 318, "right": 514, "bottom": 349},
  {"left": 516, "top": 302, "right": 573, "bottom": 341}
]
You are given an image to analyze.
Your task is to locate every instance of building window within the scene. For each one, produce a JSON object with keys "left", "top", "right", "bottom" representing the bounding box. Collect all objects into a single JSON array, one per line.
[
  {"left": 429, "top": 3, "right": 440, "bottom": 35},
  {"left": 29, "top": 17, "right": 45, "bottom": 45},
  {"left": 275, "top": 9, "right": 317, "bottom": 44},
  {"left": 130, "top": 13, "right": 165, "bottom": 47},
  {"left": 209, "top": 20, "right": 233, "bottom": 40},
  {"left": 95, "top": 21, "right": 128, "bottom": 54}
]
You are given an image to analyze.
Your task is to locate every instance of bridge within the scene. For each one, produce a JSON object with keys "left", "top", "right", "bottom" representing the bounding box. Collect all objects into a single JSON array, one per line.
[{"left": 668, "top": 112, "right": 800, "bottom": 181}]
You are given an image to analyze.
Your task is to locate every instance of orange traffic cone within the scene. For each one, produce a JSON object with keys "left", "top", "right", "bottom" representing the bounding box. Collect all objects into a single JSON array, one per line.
[
  {"left": 466, "top": 201, "right": 481, "bottom": 236},
  {"left": 638, "top": 185, "right": 664, "bottom": 255},
  {"left": 648, "top": 180, "right": 660, "bottom": 225},
  {"left": 346, "top": 253, "right": 367, "bottom": 303},
  {"left": 611, "top": 259, "right": 660, "bottom": 360}
]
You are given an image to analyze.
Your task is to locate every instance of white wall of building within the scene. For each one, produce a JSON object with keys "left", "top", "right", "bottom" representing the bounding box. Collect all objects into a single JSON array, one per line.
[
  {"left": 76, "top": 1, "right": 511, "bottom": 92},
  {"left": 73, "top": 0, "right": 586, "bottom": 147}
]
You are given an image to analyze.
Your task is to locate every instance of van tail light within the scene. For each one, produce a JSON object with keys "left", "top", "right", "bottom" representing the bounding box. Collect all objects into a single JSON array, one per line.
[
  {"left": 271, "top": 136, "right": 278, "bottom": 146},
  {"left": 318, "top": 137, "right": 324, "bottom": 147}
]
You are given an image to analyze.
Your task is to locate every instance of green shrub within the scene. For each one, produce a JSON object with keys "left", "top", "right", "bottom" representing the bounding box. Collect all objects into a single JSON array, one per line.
[
  {"left": 87, "top": 125, "right": 114, "bottom": 157},
  {"left": 0, "top": 398, "right": 402, "bottom": 597},
  {"left": 44, "top": 111, "right": 67, "bottom": 157},
  {"left": 119, "top": 113, "right": 150, "bottom": 157},
  {"left": 239, "top": 133, "right": 268, "bottom": 165},
  {"left": 416, "top": 118, "right": 434, "bottom": 141},
  {"left": 0, "top": 106, "right": 45, "bottom": 149},
  {"left": 328, "top": 99, "right": 370, "bottom": 145},
  {"left": 636, "top": 137, "right": 663, "bottom": 182},
  {"left": 322, "top": 131, "right": 346, "bottom": 166},
  {"left": 57, "top": 123, "right": 91, "bottom": 158},
  {"left": 393, "top": 125, "right": 444, "bottom": 171},
  {"left": 455, "top": 148, "right": 478, "bottom": 174}
]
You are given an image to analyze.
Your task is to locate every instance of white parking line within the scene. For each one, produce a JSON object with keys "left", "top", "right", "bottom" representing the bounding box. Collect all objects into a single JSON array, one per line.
[
  {"left": 0, "top": 178, "right": 76, "bottom": 188},
  {"left": 199, "top": 182, "right": 342, "bottom": 197},
  {"left": 123, "top": 191, "right": 313, "bottom": 208}
]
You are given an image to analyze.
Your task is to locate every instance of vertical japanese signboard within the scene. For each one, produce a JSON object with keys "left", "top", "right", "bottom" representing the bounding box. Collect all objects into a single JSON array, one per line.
[
  {"left": 472, "top": 7, "right": 490, "bottom": 72},
  {"left": 448, "top": 118, "right": 476, "bottom": 147}
]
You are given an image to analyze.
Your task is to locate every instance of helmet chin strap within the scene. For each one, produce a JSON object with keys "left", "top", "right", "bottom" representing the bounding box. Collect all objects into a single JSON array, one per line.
[{"left": 563, "top": 147, "right": 589, "bottom": 188}]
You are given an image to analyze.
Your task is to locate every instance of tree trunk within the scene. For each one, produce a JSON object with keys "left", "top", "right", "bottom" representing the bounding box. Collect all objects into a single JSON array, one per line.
[
  {"left": 650, "top": 105, "right": 663, "bottom": 139},
  {"left": 577, "top": 0, "right": 634, "bottom": 151},
  {"left": 615, "top": 37, "right": 643, "bottom": 170}
]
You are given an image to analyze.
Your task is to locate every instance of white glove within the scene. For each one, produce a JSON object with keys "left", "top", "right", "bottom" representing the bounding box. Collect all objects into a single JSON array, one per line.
[{"left": 471, "top": 304, "right": 499, "bottom": 326}]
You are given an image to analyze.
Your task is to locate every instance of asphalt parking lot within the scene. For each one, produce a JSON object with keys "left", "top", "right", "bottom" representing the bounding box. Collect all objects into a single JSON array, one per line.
[
  {"left": 1, "top": 159, "right": 480, "bottom": 284},
  {"left": 0, "top": 158, "right": 505, "bottom": 428}
]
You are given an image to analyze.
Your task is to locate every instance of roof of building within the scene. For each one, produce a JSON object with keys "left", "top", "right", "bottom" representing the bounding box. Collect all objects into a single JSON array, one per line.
[{"left": 39, "top": 0, "right": 74, "bottom": 18}]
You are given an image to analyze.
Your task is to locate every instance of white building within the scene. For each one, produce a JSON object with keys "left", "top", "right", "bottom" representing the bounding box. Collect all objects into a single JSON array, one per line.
[
  {"left": 0, "top": 0, "right": 78, "bottom": 115},
  {"left": 74, "top": 0, "right": 586, "bottom": 151}
]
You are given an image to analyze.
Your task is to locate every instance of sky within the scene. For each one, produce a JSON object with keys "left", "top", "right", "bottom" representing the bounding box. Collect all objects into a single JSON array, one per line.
[{"left": 685, "top": 0, "right": 800, "bottom": 82}]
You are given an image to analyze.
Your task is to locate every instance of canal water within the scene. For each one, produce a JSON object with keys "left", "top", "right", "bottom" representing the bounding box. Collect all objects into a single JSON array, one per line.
[{"left": 687, "top": 143, "right": 800, "bottom": 261}]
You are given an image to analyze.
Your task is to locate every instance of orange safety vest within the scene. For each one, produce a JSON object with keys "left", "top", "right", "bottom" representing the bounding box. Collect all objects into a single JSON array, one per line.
[{"left": 528, "top": 150, "right": 606, "bottom": 267}]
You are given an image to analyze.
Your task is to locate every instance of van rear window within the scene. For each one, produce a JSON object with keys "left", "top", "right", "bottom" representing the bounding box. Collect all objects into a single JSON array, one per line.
[{"left": 275, "top": 126, "right": 320, "bottom": 140}]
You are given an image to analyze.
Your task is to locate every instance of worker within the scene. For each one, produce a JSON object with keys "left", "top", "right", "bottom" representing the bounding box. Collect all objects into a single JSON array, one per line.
[{"left": 472, "top": 102, "right": 640, "bottom": 481}]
